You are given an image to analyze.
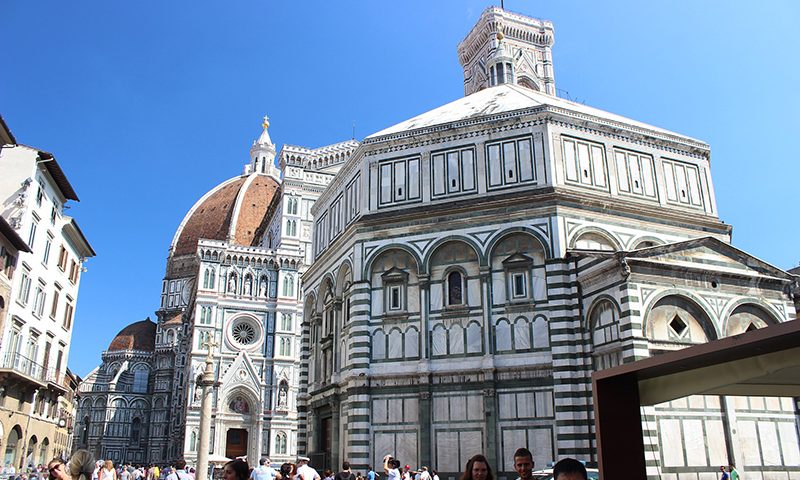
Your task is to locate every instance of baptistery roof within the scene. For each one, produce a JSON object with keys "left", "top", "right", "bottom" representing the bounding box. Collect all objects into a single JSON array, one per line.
[
  {"left": 107, "top": 319, "right": 157, "bottom": 352},
  {"left": 170, "top": 173, "right": 280, "bottom": 257}
]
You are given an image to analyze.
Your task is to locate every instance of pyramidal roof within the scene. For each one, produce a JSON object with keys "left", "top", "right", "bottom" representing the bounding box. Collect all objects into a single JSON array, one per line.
[{"left": 366, "top": 83, "right": 706, "bottom": 146}]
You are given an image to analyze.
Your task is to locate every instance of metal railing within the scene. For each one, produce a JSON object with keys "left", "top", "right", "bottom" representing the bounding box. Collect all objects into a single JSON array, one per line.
[{"left": 1, "top": 352, "right": 64, "bottom": 386}]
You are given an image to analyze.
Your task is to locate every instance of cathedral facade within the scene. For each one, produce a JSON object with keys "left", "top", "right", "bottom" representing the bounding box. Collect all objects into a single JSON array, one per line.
[{"left": 74, "top": 7, "right": 799, "bottom": 480}]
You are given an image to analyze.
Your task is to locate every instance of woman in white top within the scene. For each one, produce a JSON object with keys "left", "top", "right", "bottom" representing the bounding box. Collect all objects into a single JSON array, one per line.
[{"left": 99, "top": 461, "right": 117, "bottom": 480}]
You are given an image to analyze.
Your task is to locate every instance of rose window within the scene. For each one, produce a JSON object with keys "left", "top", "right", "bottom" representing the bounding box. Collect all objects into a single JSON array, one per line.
[{"left": 231, "top": 320, "right": 257, "bottom": 345}]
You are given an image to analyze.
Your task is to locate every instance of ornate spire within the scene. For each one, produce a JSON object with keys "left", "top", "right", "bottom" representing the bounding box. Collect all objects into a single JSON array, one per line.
[{"left": 249, "top": 114, "right": 277, "bottom": 174}]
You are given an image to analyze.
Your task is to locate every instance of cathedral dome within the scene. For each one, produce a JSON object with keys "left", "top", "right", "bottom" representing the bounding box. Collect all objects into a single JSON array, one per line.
[
  {"left": 107, "top": 319, "right": 157, "bottom": 352},
  {"left": 170, "top": 118, "right": 281, "bottom": 258},
  {"left": 170, "top": 173, "right": 280, "bottom": 257}
]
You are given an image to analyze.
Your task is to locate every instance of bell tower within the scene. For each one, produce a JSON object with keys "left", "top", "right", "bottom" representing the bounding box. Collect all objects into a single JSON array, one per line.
[{"left": 457, "top": 7, "right": 556, "bottom": 96}]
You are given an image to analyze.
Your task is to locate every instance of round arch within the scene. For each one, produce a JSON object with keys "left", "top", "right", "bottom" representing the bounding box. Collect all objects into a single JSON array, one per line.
[
  {"left": 642, "top": 291, "right": 719, "bottom": 342},
  {"left": 334, "top": 260, "right": 354, "bottom": 297},
  {"left": 569, "top": 227, "right": 622, "bottom": 251},
  {"left": 485, "top": 227, "right": 552, "bottom": 260},
  {"left": 722, "top": 300, "right": 782, "bottom": 337},
  {"left": 223, "top": 386, "right": 260, "bottom": 415},
  {"left": 362, "top": 244, "right": 423, "bottom": 278},
  {"left": 422, "top": 236, "right": 484, "bottom": 273},
  {"left": 315, "top": 275, "right": 337, "bottom": 313},
  {"left": 629, "top": 236, "right": 664, "bottom": 250},
  {"left": 585, "top": 295, "right": 622, "bottom": 331}
]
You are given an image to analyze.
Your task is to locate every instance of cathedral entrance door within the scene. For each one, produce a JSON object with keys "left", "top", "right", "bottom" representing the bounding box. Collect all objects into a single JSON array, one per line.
[{"left": 225, "top": 428, "right": 248, "bottom": 459}]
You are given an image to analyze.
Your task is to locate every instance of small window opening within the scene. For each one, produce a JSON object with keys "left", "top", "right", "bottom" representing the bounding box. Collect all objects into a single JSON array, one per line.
[{"left": 669, "top": 315, "right": 687, "bottom": 336}]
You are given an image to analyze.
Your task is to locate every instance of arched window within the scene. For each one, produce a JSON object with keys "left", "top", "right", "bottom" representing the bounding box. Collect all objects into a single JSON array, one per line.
[
  {"left": 131, "top": 418, "right": 141, "bottom": 443},
  {"left": 203, "top": 268, "right": 216, "bottom": 289},
  {"left": 275, "top": 432, "right": 287, "bottom": 455},
  {"left": 447, "top": 271, "right": 464, "bottom": 306},
  {"left": 282, "top": 275, "right": 294, "bottom": 297},
  {"left": 371, "top": 330, "right": 386, "bottom": 360},
  {"left": 495, "top": 319, "right": 512, "bottom": 352}
]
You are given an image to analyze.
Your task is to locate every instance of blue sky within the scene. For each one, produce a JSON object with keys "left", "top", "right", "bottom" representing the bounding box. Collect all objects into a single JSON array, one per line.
[{"left": 2, "top": 1, "right": 798, "bottom": 377}]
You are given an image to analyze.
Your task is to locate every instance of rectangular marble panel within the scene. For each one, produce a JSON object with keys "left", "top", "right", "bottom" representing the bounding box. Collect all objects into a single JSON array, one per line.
[
  {"left": 397, "top": 432, "right": 418, "bottom": 468},
  {"left": 373, "top": 399, "right": 388, "bottom": 424},
  {"left": 705, "top": 395, "right": 720, "bottom": 409},
  {"left": 517, "top": 392, "right": 535, "bottom": 418},
  {"left": 468, "top": 279, "right": 481, "bottom": 306},
  {"left": 433, "top": 396, "right": 448, "bottom": 422},
  {"left": 750, "top": 396, "right": 766, "bottom": 410},
  {"left": 531, "top": 428, "right": 554, "bottom": 469},
  {"left": 430, "top": 287, "right": 443, "bottom": 311},
  {"left": 493, "top": 272, "right": 507, "bottom": 304},
  {"left": 498, "top": 393, "right": 515, "bottom": 420},
  {"left": 404, "top": 398, "right": 419, "bottom": 423},
  {"left": 683, "top": 419, "right": 707, "bottom": 466},
  {"left": 738, "top": 420, "right": 761, "bottom": 466},
  {"left": 778, "top": 422, "right": 800, "bottom": 465},
  {"left": 374, "top": 432, "right": 394, "bottom": 463},
  {"left": 408, "top": 286, "right": 420, "bottom": 312},
  {"left": 782, "top": 397, "right": 794, "bottom": 411},
  {"left": 502, "top": 429, "right": 526, "bottom": 471},
  {"left": 733, "top": 396, "right": 748, "bottom": 410},
  {"left": 759, "top": 421, "right": 781, "bottom": 466},
  {"left": 388, "top": 398, "right": 403, "bottom": 424},
  {"left": 467, "top": 395, "right": 483, "bottom": 421},
  {"left": 533, "top": 268, "right": 547, "bottom": 301},
  {"left": 659, "top": 419, "right": 685, "bottom": 467},
  {"left": 436, "top": 431, "right": 460, "bottom": 472},
  {"left": 460, "top": 430, "right": 483, "bottom": 467},
  {"left": 450, "top": 395, "right": 467, "bottom": 421},
  {"left": 705, "top": 420, "right": 727, "bottom": 466},
  {"left": 536, "top": 391, "right": 553, "bottom": 417}
]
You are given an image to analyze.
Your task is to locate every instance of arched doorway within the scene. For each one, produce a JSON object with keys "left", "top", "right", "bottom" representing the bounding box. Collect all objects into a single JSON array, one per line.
[
  {"left": 4, "top": 425, "right": 22, "bottom": 466},
  {"left": 225, "top": 429, "right": 248, "bottom": 458}
]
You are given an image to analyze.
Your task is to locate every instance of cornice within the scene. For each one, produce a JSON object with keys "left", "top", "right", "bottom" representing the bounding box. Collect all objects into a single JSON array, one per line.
[{"left": 364, "top": 106, "right": 708, "bottom": 160}]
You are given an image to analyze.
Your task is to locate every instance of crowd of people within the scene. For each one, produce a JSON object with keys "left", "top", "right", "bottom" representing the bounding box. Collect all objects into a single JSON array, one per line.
[{"left": 4, "top": 447, "right": 741, "bottom": 480}]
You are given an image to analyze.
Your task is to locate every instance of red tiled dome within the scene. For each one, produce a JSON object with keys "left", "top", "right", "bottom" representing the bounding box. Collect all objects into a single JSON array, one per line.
[
  {"left": 171, "top": 174, "right": 280, "bottom": 257},
  {"left": 107, "top": 319, "right": 157, "bottom": 352}
]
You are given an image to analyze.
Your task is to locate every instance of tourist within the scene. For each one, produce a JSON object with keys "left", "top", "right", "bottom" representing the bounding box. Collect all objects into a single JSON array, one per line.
[
  {"left": 512, "top": 448, "right": 534, "bottom": 480},
  {"left": 728, "top": 464, "right": 740, "bottom": 480},
  {"left": 382, "top": 456, "right": 399, "bottom": 480},
  {"left": 251, "top": 459, "right": 279, "bottom": 480},
  {"left": 223, "top": 460, "right": 249, "bottom": 480},
  {"left": 355, "top": 474, "right": 363, "bottom": 480},
  {"left": 431, "top": 471, "right": 438, "bottom": 480},
  {"left": 295, "top": 457, "right": 319, "bottom": 480},
  {"left": 366, "top": 467, "right": 377, "bottom": 480},
  {"left": 323, "top": 470, "right": 333, "bottom": 480},
  {"left": 99, "top": 462, "right": 116, "bottom": 480},
  {"left": 68, "top": 451, "right": 96, "bottom": 480},
  {"left": 120, "top": 466, "right": 130, "bottom": 480},
  {"left": 719, "top": 466, "right": 729, "bottom": 480},
  {"left": 335, "top": 462, "right": 354, "bottom": 480},
  {"left": 167, "top": 460, "right": 190, "bottom": 480},
  {"left": 279, "top": 464, "right": 295, "bottom": 480},
  {"left": 551, "top": 459, "right": 586, "bottom": 480},
  {"left": 417, "top": 467, "right": 429, "bottom": 480},
  {"left": 459, "top": 455, "right": 492, "bottom": 480},
  {"left": 47, "top": 459, "right": 69, "bottom": 480}
]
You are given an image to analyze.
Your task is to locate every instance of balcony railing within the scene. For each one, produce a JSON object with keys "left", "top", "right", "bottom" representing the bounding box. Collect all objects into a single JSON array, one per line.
[{"left": 0, "top": 352, "right": 65, "bottom": 387}]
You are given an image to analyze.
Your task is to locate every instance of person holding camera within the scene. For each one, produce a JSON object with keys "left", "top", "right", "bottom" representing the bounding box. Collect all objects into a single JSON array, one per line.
[{"left": 382, "top": 456, "right": 400, "bottom": 480}]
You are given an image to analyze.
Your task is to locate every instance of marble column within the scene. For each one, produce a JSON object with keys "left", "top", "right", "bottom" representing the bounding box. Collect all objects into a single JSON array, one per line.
[{"left": 196, "top": 339, "right": 220, "bottom": 480}]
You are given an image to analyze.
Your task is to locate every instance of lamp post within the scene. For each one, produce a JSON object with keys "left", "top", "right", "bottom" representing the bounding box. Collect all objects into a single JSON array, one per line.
[{"left": 195, "top": 338, "right": 219, "bottom": 480}]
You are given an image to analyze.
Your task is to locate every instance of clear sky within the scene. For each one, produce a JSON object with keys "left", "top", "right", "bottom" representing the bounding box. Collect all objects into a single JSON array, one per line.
[{"left": 2, "top": 1, "right": 798, "bottom": 377}]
